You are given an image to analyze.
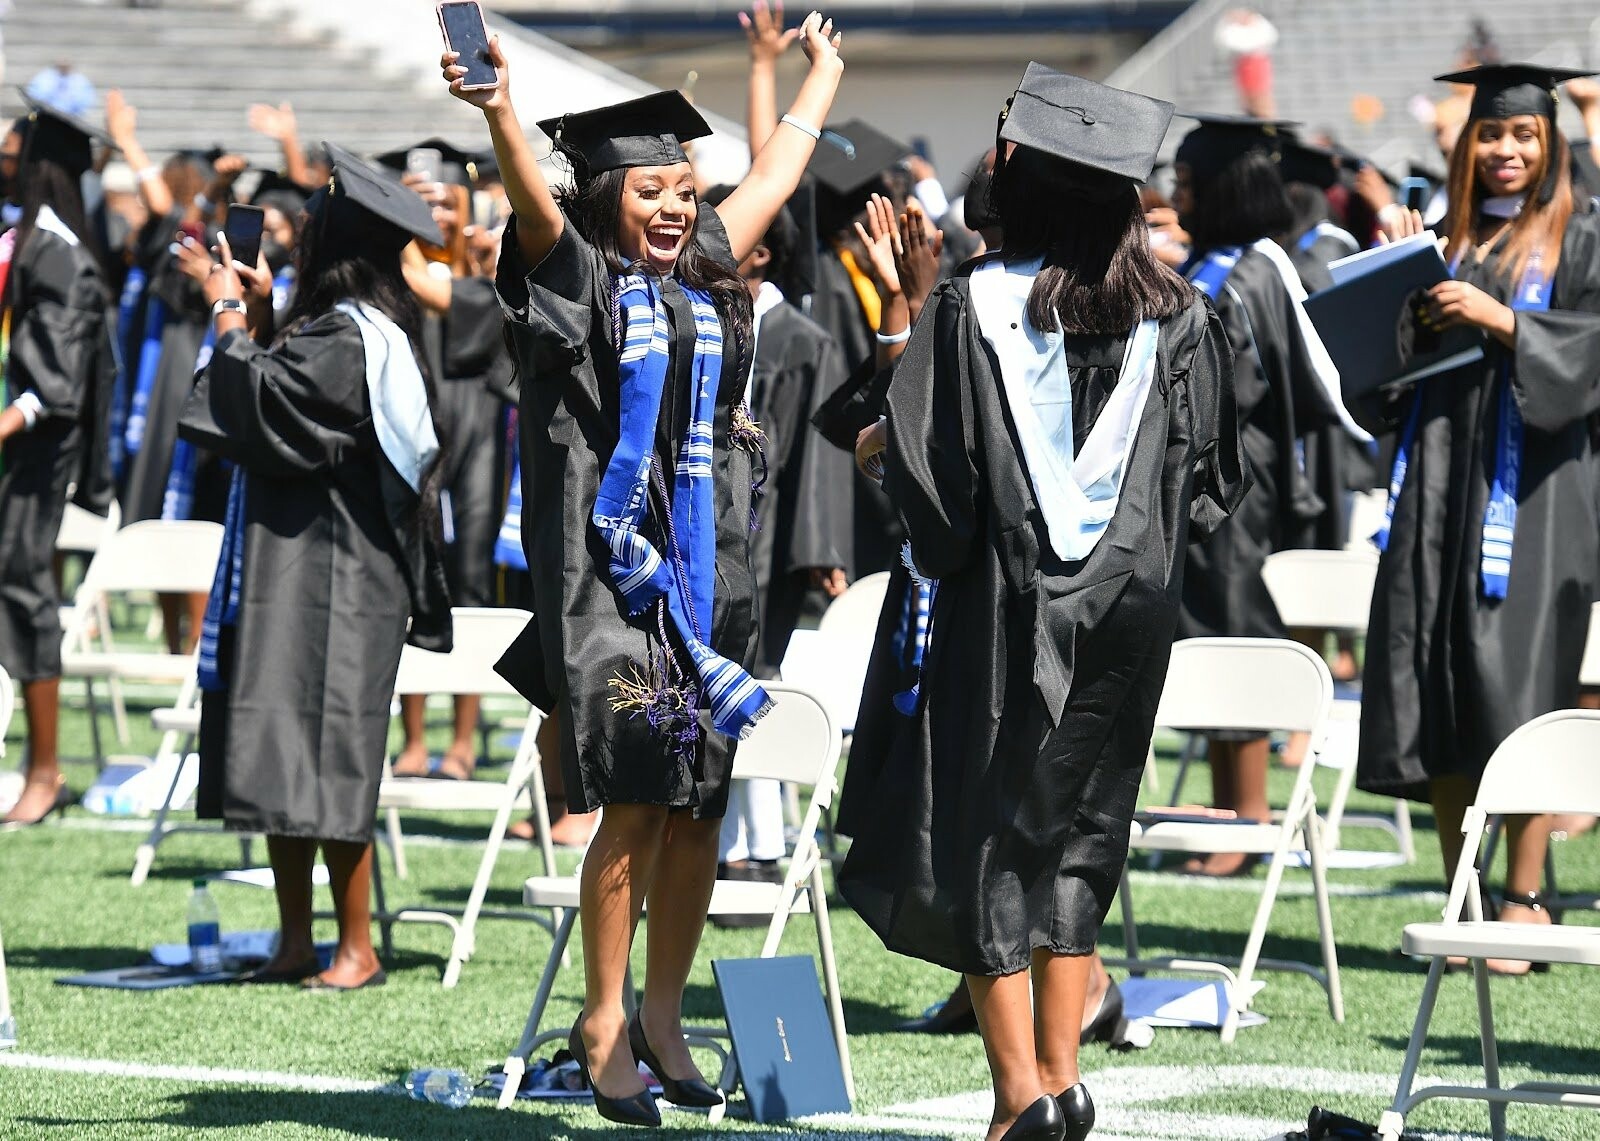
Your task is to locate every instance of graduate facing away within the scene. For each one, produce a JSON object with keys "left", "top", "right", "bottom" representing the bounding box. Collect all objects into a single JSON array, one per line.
[
  {"left": 840, "top": 65, "right": 1246, "bottom": 1141},
  {"left": 441, "top": 17, "right": 843, "bottom": 1127}
]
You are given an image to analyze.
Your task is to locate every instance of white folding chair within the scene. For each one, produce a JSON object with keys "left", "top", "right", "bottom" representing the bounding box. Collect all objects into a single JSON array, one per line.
[
  {"left": 60, "top": 520, "right": 223, "bottom": 759},
  {"left": 1107, "top": 637, "right": 1342, "bottom": 1043},
  {"left": 1378, "top": 710, "right": 1600, "bottom": 1141},
  {"left": 1261, "top": 548, "right": 1414, "bottom": 866},
  {"left": 56, "top": 499, "right": 124, "bottom": 740},
  {"left": 495, "top": 682, "right": 852, "bottom": 1114},
  {"left": 778, "top": 571, "right": 889, "bottom": 738},
  {"left": 370, "top": 607, "right": 558, "bottom": 987}
]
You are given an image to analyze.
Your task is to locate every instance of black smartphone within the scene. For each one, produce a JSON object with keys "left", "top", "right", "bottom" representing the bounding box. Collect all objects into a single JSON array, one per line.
[
  {"left": 223, "top": 203, "right": 265, "bottom": 272},
  {"left": 1399, "top": 176, "right": 1430, "bottom": 215},
  {"left": 437, "top": 1, "right": 496, "bottom": 90}
]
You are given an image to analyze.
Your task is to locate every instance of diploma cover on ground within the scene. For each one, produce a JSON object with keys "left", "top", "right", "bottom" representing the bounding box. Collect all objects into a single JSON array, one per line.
[
  {"left": 713, "top": 955, "right": 851, "bottom": 1122},
  {"left": 1303, "top": 232, "right": 1486, "bottom": 401}
]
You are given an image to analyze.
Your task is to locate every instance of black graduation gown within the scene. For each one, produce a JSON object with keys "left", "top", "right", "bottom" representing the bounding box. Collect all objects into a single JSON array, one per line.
[
  {"left": 1289, "top": 231, "right": 1360, "bottom": 551},
  {"left": 123, "top": 209, "right": 216, "bottom": 524},
  {"left": 836, "top": 282, "right": 1247, "bottom": 975},
  {"left": 0, "top": 223, "right": 114, "bottom": 682},
  {"left": 491, "top": 213, "right": 759, "bottom": 820},
  {"left": 747, "top": 300, "right": 853, "bottom": 676},
  {"left": 1177, "top": 246, "right": 1342, "bottom": 640},
  {"left": 434, "top": 275, "right": 513, "bottom": 609},
  {"left": 178, "top": 312, "right": 452, "bottom": 843},
  {"left": 808, "top": 247, "right": 903, "bottom": 577},
  {"left": 1356, "top": 214, "right": 1600, "bottom": 801}
]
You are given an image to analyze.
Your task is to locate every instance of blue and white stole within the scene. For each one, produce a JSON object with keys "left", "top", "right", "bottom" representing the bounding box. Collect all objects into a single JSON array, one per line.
[
  {"left": 594, "top": 272, "right": 771, "bottom": 744},
  {"left": 494, "top": 408, "right": 526, "bottom": 572},
  {"left": 122, "top": 290, "right": 167, "bottom": 459},
  {"left": 1295, "top": 221, "right": 1360, "bottom": 258},
  {"left": 160, "top": 326, "right": 218, "bottom": 521},
  {"left": 1375, "top": 247, "right": 1550, "bottom": 600},
  {"left": 198, "top": 302, "right": 440, "bottom": 691},
  {"left": 108, "top": 266, "right": 148, "bottom": 481},
  {"left": 1185, "top": 246, "right": 1244, "bottom": 300}
]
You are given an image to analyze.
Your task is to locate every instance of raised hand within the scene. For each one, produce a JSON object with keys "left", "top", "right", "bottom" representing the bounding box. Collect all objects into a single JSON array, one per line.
[
  {"left": 895, "top": 199, "right": 944, "bottom": 322},
  {"left": 853, "top": 193, "right": 902, "bottom": 296},
  {"left": 739, "top": 0, "right": 799, "bottom": 65},
  {"left": 104, "top": 89, "right": 138, "bottom": 146},
  {"left": 247, "top": 102, "right": 299, "bottom": 143},
  {"left": 797, "top": 10, "right": 843, "bottom": 73},
  {"left": 442, "top": 34, "right": 510, "bottom": 112}
]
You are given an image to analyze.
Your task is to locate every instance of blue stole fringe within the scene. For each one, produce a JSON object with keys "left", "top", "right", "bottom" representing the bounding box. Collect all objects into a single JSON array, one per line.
[
  {"left": 160, "top": 327, "right": 217, "bottom": 522},
  {"left": 1375, "top": 250, "right": 1551, "bottom": 600},
  {"left": 197, "top": 465, "right": 244, "bottom": 692},
  {"left": 593, "top": 273, "right": 771, "bottom": 746},
  {"left": 108, "top": 267, "right": 148, "bottom": 481},
  {"left": 122, "top": 293, "right": 167, "bottom": 458}
]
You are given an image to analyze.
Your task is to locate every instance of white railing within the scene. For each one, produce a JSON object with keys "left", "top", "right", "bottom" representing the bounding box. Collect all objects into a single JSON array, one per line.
[{"left": 1105, "top": 0, "right": 1240, "bottom": 104}]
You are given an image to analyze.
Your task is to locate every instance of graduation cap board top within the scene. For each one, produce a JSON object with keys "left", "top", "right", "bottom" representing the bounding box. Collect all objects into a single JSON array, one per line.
[
  {"left": 537, "top": 90, "right": 710, "bottom": 176},
  {"left": 999, "top": 63, "right": 1176, "bottom": 184},
  {"left": 14, "top": 91, "right": 115, "bottom": 176},
  {"left": 1174, "top": 112, "right": 1301, "bottom": 182},
  {"left": 1436, "top": 63, "right": 1600, "bottom": 123},
  {"left": 321, "top": 142, "right": 444, "bottom": 248},
  {"left": 805, "top": 118, "right": 911, "bottom": 199}
]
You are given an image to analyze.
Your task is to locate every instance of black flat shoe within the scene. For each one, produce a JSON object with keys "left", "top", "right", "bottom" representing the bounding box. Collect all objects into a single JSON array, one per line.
[
  {"left": 1079, "top": 981, "right": 1128, "bottom": 1047},
  {"left": 1056, "top": 1083, "right": 1095, "bottom": 1141},
  {"left": 1001, "top": 1095, "right": 1066, "bottom": 1141},
  {"left": 568, "top": 1021, "right": 661, "bottom": 1127},
  {"left": 237, "top": 961, "right": 320, "bottom": 985},
  {"left": 628, "top": 1012, "right": 723, "bottom": 1108},
  {"left": 301, "top": 969, "right": 386, "bottom": 992},
  {"left": 895, "top": 989, "right": 977, "bottom": 1035}
]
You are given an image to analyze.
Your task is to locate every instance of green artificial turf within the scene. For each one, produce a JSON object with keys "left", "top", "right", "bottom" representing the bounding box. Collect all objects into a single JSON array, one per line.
[{"left": 2, "top": 674, "right": 1598, "bottom": 1140}]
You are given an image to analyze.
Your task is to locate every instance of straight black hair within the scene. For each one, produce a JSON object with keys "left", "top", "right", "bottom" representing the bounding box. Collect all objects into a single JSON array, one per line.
[
  {"left": 279, "top": 195, "right": 446, "bottom": 529},
  {"left": 1284, "top": 182, "right": 1331, "bottom": 245},
  {"left": 553, "top": 153, "right": 752, "bottom": 352},
  {"left": 702, "top": 182, "right": 798, "bottom": 295},
  {"left": 6, "top": 151, "right": 113, "bottom": 305},
  {"left": 1186, "top": 149, "right": 1294, "bottom": 251},
  {"left": 990, "top": 145, "right": 1193, "bottom": 336}
]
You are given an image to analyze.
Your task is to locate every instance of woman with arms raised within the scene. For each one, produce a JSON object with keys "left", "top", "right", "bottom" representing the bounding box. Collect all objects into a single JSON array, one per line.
[
  {"left": 175, "top": 146, "right": 452, "bottom": 989},
  {"left": 842, "top": 66, "right": 1246, "bottom": 1141},
  {"left": 441, "top": 13, "right": 843, "bottom": 1126},
  {"left": 1357, "top": 64, "right": 1600, "bottom": 976}
]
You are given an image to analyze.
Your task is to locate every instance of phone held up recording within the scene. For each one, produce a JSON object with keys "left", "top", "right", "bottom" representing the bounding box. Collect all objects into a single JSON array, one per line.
[{"left": 437, "top": 2, "right": 496, "bottom": 90}]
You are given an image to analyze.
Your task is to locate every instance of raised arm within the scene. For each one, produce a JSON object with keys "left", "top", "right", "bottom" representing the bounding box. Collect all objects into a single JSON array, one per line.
[
  {"left": 739, "top": 0, "right": 799, "bottom": 160},
  {"left": 105, "top": 89, "right": 172, "bottom": 220},
  {"left": 717, "top": 11, "right": 843, "bottom": 263},
  {"left": 248, "top": 102, "right": 312, "bottom": 189},
  {"left": 442, "top": 36, "right": 563, "bottom": 268}
]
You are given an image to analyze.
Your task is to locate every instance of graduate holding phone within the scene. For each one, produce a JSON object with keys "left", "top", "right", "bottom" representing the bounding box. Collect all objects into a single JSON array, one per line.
[{"left": 441, "top": 12, "right": 843, "bottom": 1126}]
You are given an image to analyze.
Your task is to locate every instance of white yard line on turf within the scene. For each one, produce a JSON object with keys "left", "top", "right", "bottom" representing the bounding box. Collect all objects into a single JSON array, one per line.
[{"left": 0, "top": 1051, "right": 397, "bottom": 1095}]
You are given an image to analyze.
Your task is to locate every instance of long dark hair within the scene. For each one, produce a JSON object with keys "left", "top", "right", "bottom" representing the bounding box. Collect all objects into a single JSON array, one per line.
[
  {"left": 279, "top": 195, "right": 446, "bottom": 523},
  {"left": 1185, "top": 148, "right": 1294, "bottom": 251},
  {"left": 6, "top": 149, "right": 112, "bottom": 306},
  {"left": 990, "top": 145, "right": 1192, "bottom": 335},
  {"left": 552, "top": 155, "right": 752, "bottom": 350},
  {"left": 1441, "top": 114, "right": 1573, "bottom": 285}
]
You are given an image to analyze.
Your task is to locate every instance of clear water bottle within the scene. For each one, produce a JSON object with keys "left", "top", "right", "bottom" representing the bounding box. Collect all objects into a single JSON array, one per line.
[
  {"left": 186, "top": 880, "right": 223, "bottom": 975},
  {"left": 406, "top": 1068, "right": 474, "bottom": 1108}
]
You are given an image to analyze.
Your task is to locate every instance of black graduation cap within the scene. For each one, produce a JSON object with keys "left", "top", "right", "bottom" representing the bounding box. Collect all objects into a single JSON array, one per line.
[
  {"left": 246, "top": 169, "right": 310, "bottom": 212},
  {"left": 374, "top": 138, "right": 478, "bottom": 188},
  {"left": 806, "top": 118, "right": 910, "bottom": 200},
  {"left": 1280, "top": 137, "right": 1340, "bottom": 191},
  {"left": 536, "top": 90, "right": 709, "bottom": 175},
  {"left": 1174, "top": 112, "right": 1298, "bottom": 183},
  {"left": 319, "top": 142, "right": 444, "bottom": 248},
  {"left": 998, "top": 63, "right": 1174, "bottom": 183},
  {"left": 14, "top": 92, "right": 114, "bottom": 177},
  {"left": 1435, "top": 63, "right": 1599, "bottom": 123}
]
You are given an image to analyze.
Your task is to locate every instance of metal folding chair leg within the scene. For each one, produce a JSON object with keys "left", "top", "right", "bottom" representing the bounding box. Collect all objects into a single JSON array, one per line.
[
  {"left": 1379, "top": 956, "right": 1448, "bottom": 1141},
  {"left": 498, "top": 907, "right": 579, "bottom": 1109},
  {"left": 370, "top": 843, "right": 395, "bottom": 962},
  {"left": 1306, "top": 813, "right": 1345, "bottom": 1021},
  {"left": 1473, "top": 960, "right": 1507, "bottom": 1141},
  {"left": 809, "top": 861, "right": 855, "bottom": 1100}
]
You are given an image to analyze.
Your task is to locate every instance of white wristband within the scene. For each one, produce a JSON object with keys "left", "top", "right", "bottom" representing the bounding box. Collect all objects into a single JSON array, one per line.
[
  {"left": 13, "top": 391, "right": 43, "bottom": 430},
  {"left": 876, "top": 325, "right": 912, "bottom": 345},
  {"left": 136, "top": 165, "right": 162, "bottom": 185},
  {"left": 780, "top": 114, "right": 821, "bottom": 141}
]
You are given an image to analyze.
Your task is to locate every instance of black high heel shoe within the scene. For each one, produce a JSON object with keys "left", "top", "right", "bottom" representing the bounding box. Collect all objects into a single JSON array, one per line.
[
  {"left": 0, "top": 779, "right": 75, "bottom": 830},
  {"left": 1001, "top": 1095, "right": 1066, "bottom": 1141},
  {"left": 896, "top": 981, "right": 978, "bottom": 1034},
  {"left": 568, "top": 1019, "right": 661, "bottom": 1127},
  {"left": 628, "top": 1011, "right": 724, "bottom": 1108},
  {"left": 1056, "top": 1083, "right": 1095, "bottom": 1141}
]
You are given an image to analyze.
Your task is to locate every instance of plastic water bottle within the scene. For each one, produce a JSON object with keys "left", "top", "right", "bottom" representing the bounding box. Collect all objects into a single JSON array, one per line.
[
  {"left": 186, "top": 880, "right": 223, "bottom": 974},
  {"left": 405, "top": 1068, "right": 474, "bottom": 1108}
]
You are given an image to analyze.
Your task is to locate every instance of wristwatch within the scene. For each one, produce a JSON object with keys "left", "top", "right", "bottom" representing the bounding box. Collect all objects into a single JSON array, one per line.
[{"left": 212, "top": 298, "right": 247, "bottom": 318}]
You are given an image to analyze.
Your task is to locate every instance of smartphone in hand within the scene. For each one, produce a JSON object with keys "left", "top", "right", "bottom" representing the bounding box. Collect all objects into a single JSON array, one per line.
[
  {"left": 1398, "top": 176, "right": 1430, "bottom": 216},
  {"left": 223, "top": 204, "right": 265, "bottom": 274},
  {"left": 437, "top": 1, "right": 497, "bottom": 90},
  {"left": 406, "top": 147, "right": 443, "bottom": 185}
]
